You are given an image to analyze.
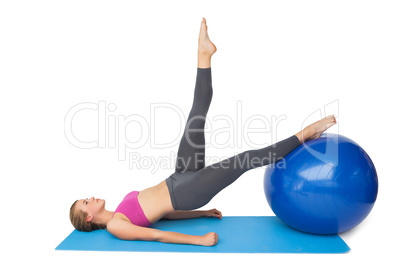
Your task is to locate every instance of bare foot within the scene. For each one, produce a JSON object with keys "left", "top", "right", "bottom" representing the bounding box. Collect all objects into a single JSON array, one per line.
[
  {"left": 296, "top": 115, "right": 337, "bottom": 143},
  {"left": 198, "top": 17, "right": 217, "bottom": 56}
]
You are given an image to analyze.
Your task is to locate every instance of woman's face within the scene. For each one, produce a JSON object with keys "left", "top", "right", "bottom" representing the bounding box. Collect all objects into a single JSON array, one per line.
[{"left": 75, "top": 197, "right": 105, "bottom": 221}]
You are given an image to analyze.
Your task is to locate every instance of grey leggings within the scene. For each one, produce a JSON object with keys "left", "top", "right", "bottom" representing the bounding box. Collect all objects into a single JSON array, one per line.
[{"left": 165, "top": 68, "right": 301, "bottom": 210}]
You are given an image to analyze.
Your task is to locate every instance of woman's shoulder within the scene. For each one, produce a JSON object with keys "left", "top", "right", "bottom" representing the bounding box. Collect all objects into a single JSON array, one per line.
[
  {"left": 110, "top": 212, "right": 131, "bottom": 223},
  {"left": 107, "top": 213, "right": 131, "bottom": 232}
]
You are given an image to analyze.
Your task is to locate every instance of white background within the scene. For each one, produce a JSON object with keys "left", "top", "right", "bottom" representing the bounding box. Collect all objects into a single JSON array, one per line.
[{"left": 1, "top": 0, "right": 401, "bottom": 267}]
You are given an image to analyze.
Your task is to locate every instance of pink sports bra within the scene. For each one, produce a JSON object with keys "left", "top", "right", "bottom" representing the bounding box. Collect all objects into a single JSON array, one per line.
[{"left": 113, "top": 191, "right": 152, "bottom": 227}]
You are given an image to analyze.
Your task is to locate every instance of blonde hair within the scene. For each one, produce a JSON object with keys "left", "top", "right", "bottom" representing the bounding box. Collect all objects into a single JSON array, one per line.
[{"left": 69, "top": 200, "right": 107, "bottom": 232}]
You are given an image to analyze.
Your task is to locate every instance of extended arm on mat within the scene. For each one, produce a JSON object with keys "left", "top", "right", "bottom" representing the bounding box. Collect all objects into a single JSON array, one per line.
[
  {"left": 107, "top": 218, "right": 219, "bottom": 246},
  {"left": 162, "top": 209, "right": 222, "bottom": 220}
]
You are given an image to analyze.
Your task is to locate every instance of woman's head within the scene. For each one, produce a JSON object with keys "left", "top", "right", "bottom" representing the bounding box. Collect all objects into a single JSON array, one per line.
[{"left": 70, "top": 197, "right": 107, "bottom": 232}]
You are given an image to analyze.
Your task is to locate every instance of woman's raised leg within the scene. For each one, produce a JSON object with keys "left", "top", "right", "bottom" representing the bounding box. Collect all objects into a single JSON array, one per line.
[{"left": 175, "top": 18, "right": 217, "bottom": 173}]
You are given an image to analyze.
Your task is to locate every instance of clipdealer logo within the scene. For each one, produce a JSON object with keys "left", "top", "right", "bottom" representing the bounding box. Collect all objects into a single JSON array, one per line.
[{"left": 64, "top": 100, "right": 339, "bottom": 172}]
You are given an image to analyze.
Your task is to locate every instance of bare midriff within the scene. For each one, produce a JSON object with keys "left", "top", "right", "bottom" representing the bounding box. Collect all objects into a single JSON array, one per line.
[{"left": 137, "top": 180, "right": 175, "bottom": 223}]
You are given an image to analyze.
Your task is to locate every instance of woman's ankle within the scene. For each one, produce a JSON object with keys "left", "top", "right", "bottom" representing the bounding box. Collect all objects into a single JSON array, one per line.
[
  {"left": 197, "top": 53, "right": 211, "bottom": 68},
  {"left": 295, "top": 126, "right": 314, "bottom": 144}
]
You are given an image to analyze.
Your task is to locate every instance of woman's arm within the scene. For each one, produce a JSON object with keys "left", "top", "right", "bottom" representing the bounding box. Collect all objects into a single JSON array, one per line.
[
  {"left": 163, "top": 208, "right": 222, "bottom": 220},
  {"left": 107, "top": 218, "right": 218, "bottom": 246}
]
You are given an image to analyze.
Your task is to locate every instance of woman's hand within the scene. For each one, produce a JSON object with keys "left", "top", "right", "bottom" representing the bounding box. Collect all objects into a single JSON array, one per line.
[
  {"left": 199, "top": 232, "right": 219, "bottom": 246},
  {"left": 204, "top": 208, "right": 222, "bottom": 219}
]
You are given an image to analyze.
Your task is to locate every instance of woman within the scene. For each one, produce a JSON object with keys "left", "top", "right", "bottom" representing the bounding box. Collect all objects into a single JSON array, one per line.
[{"left": 69, "top": 18, "right": 337, "bottom": 247}]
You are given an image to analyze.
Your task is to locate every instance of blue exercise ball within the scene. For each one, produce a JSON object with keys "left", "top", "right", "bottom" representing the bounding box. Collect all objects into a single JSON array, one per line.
[{"left": 264, "top": 133, "right": 378, "bottom": 235}]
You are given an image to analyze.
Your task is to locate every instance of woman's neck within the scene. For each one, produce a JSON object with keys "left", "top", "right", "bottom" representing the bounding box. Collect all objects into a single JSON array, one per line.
[{"left": 93, "top": 209, "right": 114, "bottom": 225}]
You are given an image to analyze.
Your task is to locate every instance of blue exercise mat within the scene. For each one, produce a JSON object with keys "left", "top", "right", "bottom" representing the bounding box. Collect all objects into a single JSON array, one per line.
[{"left": 56, "top": 216, "right": 350, "bottom": 253}]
